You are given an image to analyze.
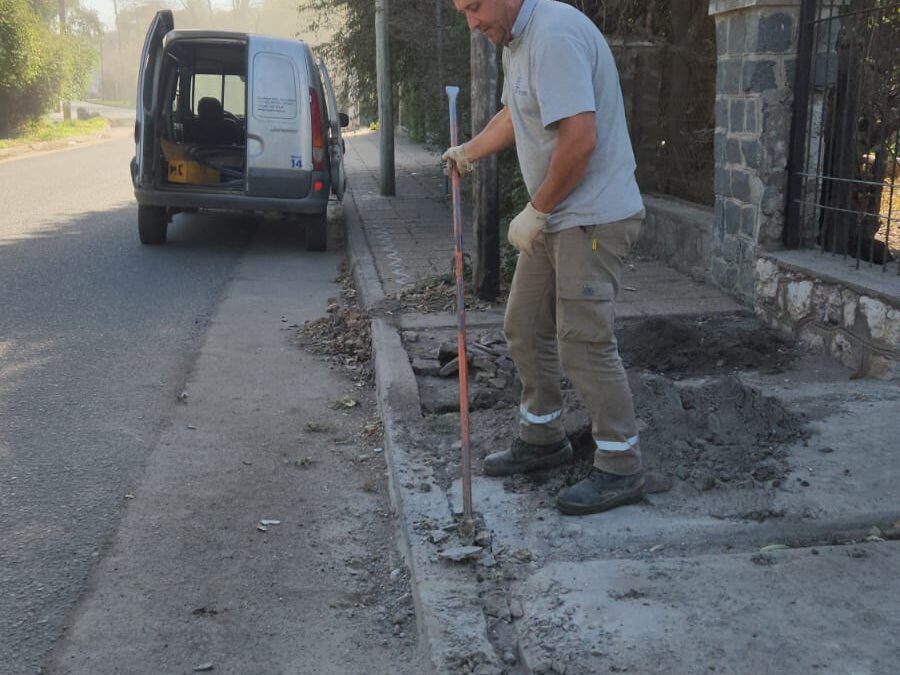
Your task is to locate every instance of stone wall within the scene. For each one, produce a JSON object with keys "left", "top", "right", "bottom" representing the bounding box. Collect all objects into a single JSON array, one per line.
[
  {"left": 609, "top": 39, "right": 662, "bottom": 195},
  {"left": 640, "top": 195, "right": 714, "bottom": 282},
  {"left": 756, "top": 253, "right": 899, "bottom": 379},
  {"left": 710, "top": 0, "right": 800, "bottom": 303}
]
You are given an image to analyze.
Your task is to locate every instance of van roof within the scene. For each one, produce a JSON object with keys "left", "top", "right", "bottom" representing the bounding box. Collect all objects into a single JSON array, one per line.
[
  {"left": 166, "top": 29, "right": 249, "bottom": 42},
  {"left": 165, "top": 29, "right": 308, "bottom": 47}
]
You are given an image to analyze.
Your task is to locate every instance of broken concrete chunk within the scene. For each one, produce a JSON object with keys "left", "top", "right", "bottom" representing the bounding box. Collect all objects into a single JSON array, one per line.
[
  {"left": 759, "top": 543, "right": 789, "bottom": 552},
  {"left": 474, "top": 530, "right": 492, "bottom": 547},
  {"left": 644, "top": 471, "right": 673, "bottom": 494},
  {"left": 439, "top": 357, "right": 460, "bottom": 377},
  {"left": 437, "top": 341, "right": 458, "bottom": 365},
  {"left": 472, "top": 356, "right": 497, "bottom": 376},
  {"left": 483, "top": 592, "right": 511, "bottom": 621},
  {"left": 429, "top": 530, "right": 449, "bottom": 544},
  {"left": 438, "top": 546, "right": 482, "bottom": 562},
  {"left": 511, "top": 548, "right": 533, "bottom": 562},
  {"left": 488, "top": 376, "right": 508, "bottom": 389},
  {"left": 411, "top": 357, "right": 442, "bottom": 376},
  {"left": 479, "top": 553, "right": 497, "bottom": 568},
  {"left": 478, "top": 331, "right": 506, "bottom": 346},
  {"left": 473, "top": 666, "right": 503, "bottom": 675}
]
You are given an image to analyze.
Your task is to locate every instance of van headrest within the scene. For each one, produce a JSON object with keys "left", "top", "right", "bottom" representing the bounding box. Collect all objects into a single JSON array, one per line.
[{"left": 197, "top": 97, "right": 223, "bottom": 120}]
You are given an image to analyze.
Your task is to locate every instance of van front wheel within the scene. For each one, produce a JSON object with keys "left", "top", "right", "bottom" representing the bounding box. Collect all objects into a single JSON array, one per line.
[
  {"left": 304, "top": 212, "right": 327, "bottom": 252},
  {"left": 138, "top": 206, "right": 168, "bottom": 245}
]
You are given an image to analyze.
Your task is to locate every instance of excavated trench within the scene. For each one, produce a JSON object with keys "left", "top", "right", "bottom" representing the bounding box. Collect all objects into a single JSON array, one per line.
[{"left": 405, "top": 314, "right": 808, "bottom": 505}]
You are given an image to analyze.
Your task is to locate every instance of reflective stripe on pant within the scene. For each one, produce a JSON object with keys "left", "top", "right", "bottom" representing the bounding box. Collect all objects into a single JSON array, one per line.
[{"left": 503, "top": 212, "right": 644, "bottom": 476}]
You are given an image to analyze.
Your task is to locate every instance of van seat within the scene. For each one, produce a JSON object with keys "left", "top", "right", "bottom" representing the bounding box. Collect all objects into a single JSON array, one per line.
[{"left": 184, "top": 97, "right": 243, "bottom": 146}]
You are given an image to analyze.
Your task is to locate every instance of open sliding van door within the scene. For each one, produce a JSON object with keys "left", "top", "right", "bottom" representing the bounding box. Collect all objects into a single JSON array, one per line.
[
  {"left": 318, "top": 60, "right": 346, "bottom": 201},
  {"left": 134, "top": 10, "right": 173, "bottom": 188}
]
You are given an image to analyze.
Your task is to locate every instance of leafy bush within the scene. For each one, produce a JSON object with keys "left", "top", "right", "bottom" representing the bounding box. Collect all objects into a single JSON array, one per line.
[
  {"left": 309, "top": 0, "right": 471, "bottom": 149},
  {"left": 0, "top": 0, "right": 98, "bottom": 138}
]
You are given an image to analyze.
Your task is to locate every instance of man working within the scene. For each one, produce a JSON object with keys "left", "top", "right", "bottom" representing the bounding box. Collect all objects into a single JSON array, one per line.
[{"left": 443, "top": 0, "right": 645, "bottom": 515}]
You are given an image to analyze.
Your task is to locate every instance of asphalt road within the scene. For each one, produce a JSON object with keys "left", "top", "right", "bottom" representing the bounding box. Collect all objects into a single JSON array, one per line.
[{"left": 0, "top": 137, "right": 255, "bottom": 674}]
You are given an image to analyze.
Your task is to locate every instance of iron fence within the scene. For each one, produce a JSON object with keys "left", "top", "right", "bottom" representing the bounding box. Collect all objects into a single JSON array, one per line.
[
  {"left": 654, "top": 44, "right": 718, "bottom": 206},
  {"left": 786, "top": 0, "right": 900, "bottom": 274}
]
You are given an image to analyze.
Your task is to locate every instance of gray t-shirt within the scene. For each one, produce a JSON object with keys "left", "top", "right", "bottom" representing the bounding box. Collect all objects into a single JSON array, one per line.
[{"left": 501, "top": 0, "right": 643, "bottom": 230}]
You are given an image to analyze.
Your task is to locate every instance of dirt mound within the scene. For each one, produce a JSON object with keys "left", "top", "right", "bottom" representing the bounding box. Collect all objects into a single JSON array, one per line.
[
  {"left": 633, "top": 374, "right": 806, "bottom": 491},
  {"left": 296, "top": 305, "right": 372, "bottom": 384},
  {"left": 618, "top": 314, "right": 798, "bottom": 376}
]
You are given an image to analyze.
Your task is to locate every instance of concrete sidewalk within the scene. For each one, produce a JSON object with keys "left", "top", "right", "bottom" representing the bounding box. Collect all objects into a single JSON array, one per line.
[{"left": 343, "top": 130, "right": 900, "bottom": 675}]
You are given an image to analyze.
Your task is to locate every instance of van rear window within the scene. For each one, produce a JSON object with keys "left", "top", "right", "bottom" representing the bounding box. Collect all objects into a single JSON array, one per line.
[
  {"left": 193, "top": 74, "right": 245, "bottom": 116},
  {"left": 252, "top": 53, "right": 298, "bottom": 120}
]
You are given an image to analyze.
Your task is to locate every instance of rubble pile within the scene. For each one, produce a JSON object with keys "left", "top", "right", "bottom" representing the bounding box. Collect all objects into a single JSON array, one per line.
[
  {"left": 398, "top": 274, "right": 508, "bottom": 313},
  {"left": 296, "top": 305, "right": 373, "bottom": 383},
  {"left": 406, "top": 330, "right": 523, "bottom": 413}
]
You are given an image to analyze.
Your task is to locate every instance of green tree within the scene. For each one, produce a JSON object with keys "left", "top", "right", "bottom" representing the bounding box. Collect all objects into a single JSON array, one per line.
[
  {"left": 307, "top": 0, "right": 470, "bottom": 147},
  {"left": 0, "top": 0, "right": 99, "bottom": 136},
  {"left": 0, "top": 0, "right": 58, "bottom": 135},
  {"left": 59, "top": 5, "right": 101, "bottom": 104}
]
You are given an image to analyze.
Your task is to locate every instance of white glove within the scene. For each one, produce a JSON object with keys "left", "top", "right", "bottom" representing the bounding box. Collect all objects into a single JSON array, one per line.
[
  {"left": 441, "top": 144, "right": 475, "bottom": 178},
  {"left": 508, "top": 202, "right": 549, "bottom": 255}
]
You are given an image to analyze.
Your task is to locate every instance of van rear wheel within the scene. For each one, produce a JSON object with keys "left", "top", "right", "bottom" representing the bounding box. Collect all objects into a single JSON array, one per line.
[
  {"left": 138, "top": 206, "right": 168, "bottom": 245},
  {"left": 305, "top": 212, "right": 327, "bottom": 252}
]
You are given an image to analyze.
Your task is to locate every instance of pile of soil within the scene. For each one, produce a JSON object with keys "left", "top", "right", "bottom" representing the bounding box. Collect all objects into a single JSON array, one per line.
[
  {"left": 618, "top": 314, "right": 798, "bottom": 376},
  {"left": 633, "top": 374, "right": 806, "bottom": 492}
]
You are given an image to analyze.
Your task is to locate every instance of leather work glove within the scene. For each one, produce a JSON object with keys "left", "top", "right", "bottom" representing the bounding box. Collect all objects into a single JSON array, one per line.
[
  {"left": 441, "top": 144, "right": 475, "bottom": 178},
  {"left": 508, "top": 202, "right": 549, "bottom": 256}
]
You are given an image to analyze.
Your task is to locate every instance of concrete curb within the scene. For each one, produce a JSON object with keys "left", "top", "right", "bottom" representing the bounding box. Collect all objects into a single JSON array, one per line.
[
  {"left": 372, "top": 319, "right": 499, "bottom": 673},
  {"left": 0, "top": 125, "right": 132, "bottom": 162},
  {"left": 345, "top": 182, "right": 501, "bottom": 671},
  {"left": 342, "top": 187, "right": 386, "bottom": 310}
]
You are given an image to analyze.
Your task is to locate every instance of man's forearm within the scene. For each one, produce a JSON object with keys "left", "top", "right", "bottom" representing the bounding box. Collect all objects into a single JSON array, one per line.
[
  {"left": 531, "top": 111, "right": 596, "bottom": 214},
  {"left": 464, "top": 107, "right": 516, "bottom": 161}
]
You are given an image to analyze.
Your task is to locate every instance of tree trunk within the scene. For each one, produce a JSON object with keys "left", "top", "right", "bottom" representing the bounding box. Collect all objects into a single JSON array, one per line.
[
  {"left": 59, "top": 0, "right": 71, "bottom": 122},
  {"left": 470, "top": 33, "right": 500, "bottom": 300}
]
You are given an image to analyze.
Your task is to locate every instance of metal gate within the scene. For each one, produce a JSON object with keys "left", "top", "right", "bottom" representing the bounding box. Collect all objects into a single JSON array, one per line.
[{"left": 785, "top": 0, "right": 899, "bottom": 274}]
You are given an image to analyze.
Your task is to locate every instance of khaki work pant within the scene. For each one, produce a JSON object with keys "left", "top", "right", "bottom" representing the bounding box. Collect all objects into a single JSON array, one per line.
[{"left": 503, "top": 212, "right": 644, "bottom": 476}]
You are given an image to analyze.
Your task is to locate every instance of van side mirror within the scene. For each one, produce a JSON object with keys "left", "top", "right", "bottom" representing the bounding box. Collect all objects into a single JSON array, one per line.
[{"left": 339, "top": 112, "right": 349, "bottom": 128}]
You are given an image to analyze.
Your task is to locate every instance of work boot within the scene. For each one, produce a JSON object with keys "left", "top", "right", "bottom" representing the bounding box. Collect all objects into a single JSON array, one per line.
[
  {"left": 556, "top": 468, "right": 645, "bottom": 515},
  {"left": 482, "top": 438, "right": 573, "bottom": 477}
]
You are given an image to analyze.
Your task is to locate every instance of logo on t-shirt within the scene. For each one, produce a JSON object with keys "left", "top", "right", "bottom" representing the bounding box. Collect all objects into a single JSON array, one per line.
[{"left": 513, "top": 74, "right": 528, "bottom": 97}]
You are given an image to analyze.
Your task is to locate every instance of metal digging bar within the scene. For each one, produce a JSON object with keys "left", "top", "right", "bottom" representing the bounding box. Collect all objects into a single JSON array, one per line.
[{"left": 445, "top": 85, "right": 475, "bottom": 543}]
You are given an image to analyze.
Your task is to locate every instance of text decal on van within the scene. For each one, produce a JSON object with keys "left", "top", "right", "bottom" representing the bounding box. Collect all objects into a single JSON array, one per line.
[{"left": 291, "top": 156, "right": 303, "bottom": 168}]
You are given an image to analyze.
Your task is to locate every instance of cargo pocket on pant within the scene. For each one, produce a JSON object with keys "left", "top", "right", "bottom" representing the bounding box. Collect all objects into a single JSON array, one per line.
[{"left": 557, "top": 278, "right": 616, "bottom": 343}]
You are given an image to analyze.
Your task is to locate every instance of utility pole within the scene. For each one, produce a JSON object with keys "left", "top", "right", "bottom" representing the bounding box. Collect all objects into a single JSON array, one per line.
[
  {"left": 98, "top": 28, "right": 104, "bottom": 100},
  {"left": 375, "top": 0, "right": 395, "bottom": 196},
  {"left": 111, "top": 0, "right": 121, "bottom": 100},
  {"left": 470, "top": 33, "right": 500, "bottom": 300},
  {"left": 436, "top": 0, "right": 444, "bottom": 106},
  {"left": 58, "top": 0, "right": 71, "bottom": 121}
]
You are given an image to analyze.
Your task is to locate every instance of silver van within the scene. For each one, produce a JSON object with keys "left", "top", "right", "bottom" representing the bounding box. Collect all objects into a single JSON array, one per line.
[{"left": 131, "top": 10, "right": 347, "bottom": 250}]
